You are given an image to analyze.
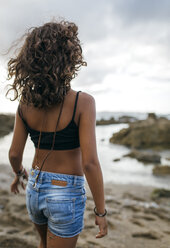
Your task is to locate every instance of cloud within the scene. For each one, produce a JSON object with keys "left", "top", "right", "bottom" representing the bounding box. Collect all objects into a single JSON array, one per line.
[
  {"left": 112, "top": 0, "right": 170, "bottom": 23},
  {"left": 0, "top": 0, "right": 170, "bottom": 113},
  {"left": 0, "top": 0, "right": 113, "bottom": 55}
]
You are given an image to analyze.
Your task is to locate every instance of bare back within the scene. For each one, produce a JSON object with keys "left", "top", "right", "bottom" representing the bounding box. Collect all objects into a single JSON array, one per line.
[
  {"left": 12, "top": 88, "right": 98, "bottom": 178},
  {"left": 24, "top": 89, "right": 83, "bottom": 176}
]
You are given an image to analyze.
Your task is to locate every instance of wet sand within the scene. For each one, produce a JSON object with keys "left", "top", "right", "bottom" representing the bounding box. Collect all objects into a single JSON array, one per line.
[{"left": 0, "top": 163, "right": 170, "bottom": 248}]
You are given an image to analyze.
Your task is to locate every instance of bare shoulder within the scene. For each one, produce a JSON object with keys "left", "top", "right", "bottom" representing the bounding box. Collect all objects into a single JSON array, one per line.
[
  {"left": 78, "top": 91, "right": 96, "bottom": 123},
  {"left": 79, "top": 91, "right": 95, "bottom": 106}
]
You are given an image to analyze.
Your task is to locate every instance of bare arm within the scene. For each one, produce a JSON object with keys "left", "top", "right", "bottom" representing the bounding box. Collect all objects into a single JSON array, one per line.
[
  {"left": 9, "top": 104, "right": 28, "bottom": 173},
  {"left": 8, "top": 103, "right": 29, "bottom": 193},
  {"left": 79, "top": 93, "right": 105, "bottom": 212},
  {"left": 79, "top": 92, "right": 107, "bottom": 238}
]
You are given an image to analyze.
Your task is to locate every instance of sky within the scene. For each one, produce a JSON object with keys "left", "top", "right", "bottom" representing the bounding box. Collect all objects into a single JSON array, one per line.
[{"left": 0, "top": 0, "right": 170, "bottom": 114}]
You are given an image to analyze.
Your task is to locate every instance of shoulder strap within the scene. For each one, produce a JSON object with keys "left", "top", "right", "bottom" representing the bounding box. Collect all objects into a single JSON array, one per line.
[{"left": 72, "top": 91, "right": 81, "bottom": 121}]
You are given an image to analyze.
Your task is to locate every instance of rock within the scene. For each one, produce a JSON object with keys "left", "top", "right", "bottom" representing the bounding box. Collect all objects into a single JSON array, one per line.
[
  {"left": 113, "top": 158, "right": 120, "bottom": 162},
  {"left": 0, "top": 236, "right": 37, "bottom": 248},
  {"left": 0, "top": 114, "right": 15, "bottom": 138},
  {"left": 105, "top": 195, "right": 121, "bottom": 205},
  {"left": 96, "top": 115, "right": 139, "bottom": 125},
  {"left": 163, "top": 230, "right": 170, "bottom": 235},
  {"left": 122, "top": 199, "right": 141, "bottom": 212},
  {"left": 122, "top": 192, "right": 146, "bottom": 202},
  {"left": 132, "top": 214, "right": 156, "bottom": 221},
  {"left": 144, "top": 207, "right": 170, "bottom": 222},
  {"left": 105, "top": 207, "right": 120, "bottom": 216},
  {"left": 84, "top": 224, "right": 94, "bottom": 229},
  {"left": 118, "top": 116, "right": 138, "bottom": 123},
  {"left": 123, "top": 204, "right": 141, "bottom": 212},
  {"left": 96, "top": 117, "right": 116, "bottom": 125},
  {"left": 123, "top": 149, "right": 161, "bottom": 164},
  {"left": 130, "top": 218, "right": 145, "bottom": 226},
  {"left": 87, "top": 241, "right": 99, "bottom": 247},
  {"left": 7, "top": 228, "right": 20, "bottom": 234},
  {"left": 111, "top": 128, "right": 130, "bottom": 141},
  {"left": 148, "top": 113, "right": 157, "bottom": 120},
  {"left": 109, "top": 114, "right": 170, "bottom": 150},
  {"left": 132, "top": 230, "right": 161, "bottom": 239},
  {"left": 0, "top": 204, "right": 4, "bottom": 210},
  {"left": 151, "top": 188, "right": 170, "bottom": 199},
  {"left": 152, "top": 165, "right": 170, "bottom": 175}
]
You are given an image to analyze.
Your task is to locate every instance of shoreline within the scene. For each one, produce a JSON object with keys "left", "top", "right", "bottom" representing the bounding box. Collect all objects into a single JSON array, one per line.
[{"left": 1, "top": 163, "right": 170, "bottom": 248}]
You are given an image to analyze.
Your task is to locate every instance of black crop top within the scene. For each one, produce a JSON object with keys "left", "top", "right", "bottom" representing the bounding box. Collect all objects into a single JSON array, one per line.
[{"left": 17, "top": 91, "right": 81, "bottom": 150}]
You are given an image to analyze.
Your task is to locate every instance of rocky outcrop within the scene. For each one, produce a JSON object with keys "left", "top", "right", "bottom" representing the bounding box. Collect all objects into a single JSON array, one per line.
[
  {"left": 96, "top": 117, "right": 116, "bottom": 125},
  {"left": 0, "top": 114, "right": 15, "bottom": 138},
  {"left": 96, "top": 115, "right": 138, "bottom": 125},
  {"left": 123, "top": 149, "right": 161, "bottom": 164},
  {"left": 118, "top": 115, "right": 138, "bottom": 123},
  {"left": 151, "top": 188, "right": 170, "bottom": 199},
  {"left": 109, "top": 113, "right": 170, "bottom": 150},
  {"left": 152, "top": 165, "right": 170, "bottom": 175}
]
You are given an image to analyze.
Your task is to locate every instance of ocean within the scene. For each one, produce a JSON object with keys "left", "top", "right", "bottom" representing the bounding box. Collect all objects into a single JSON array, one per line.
[{"left": 1, "top": 111, "right": 170, "bottom": 189}]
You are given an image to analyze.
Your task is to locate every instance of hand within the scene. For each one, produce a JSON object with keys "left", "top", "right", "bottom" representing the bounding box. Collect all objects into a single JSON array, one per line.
[
  {"left": 11, "top": 169, "right": 28, "bottom": 194},
  {"left": 95, "top": 215, "right": 108, "bottom": 238}
]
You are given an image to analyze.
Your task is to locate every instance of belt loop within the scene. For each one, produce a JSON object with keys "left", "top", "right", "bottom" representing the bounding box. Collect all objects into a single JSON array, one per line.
[{"left": 73, "top": 176, "right": 77, "bottom": 186}]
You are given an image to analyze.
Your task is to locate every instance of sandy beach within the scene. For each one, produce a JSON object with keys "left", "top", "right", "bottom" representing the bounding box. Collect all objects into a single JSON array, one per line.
[{"left": 0, "top": 163, "right": 170, "bottom": 248}]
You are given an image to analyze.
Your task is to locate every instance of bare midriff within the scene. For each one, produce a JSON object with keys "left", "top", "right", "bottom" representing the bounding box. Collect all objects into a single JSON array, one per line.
[{"left": 32, "top": 145, "right": 84, "bottom": 176}]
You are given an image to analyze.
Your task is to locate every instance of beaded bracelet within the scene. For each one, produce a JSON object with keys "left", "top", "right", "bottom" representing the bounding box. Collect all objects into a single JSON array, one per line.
[{"left": 94, "top": 206, "right": 107, "bottom": 217}]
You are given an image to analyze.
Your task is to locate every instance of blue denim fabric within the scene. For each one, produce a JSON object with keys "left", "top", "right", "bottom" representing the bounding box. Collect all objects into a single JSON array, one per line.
[{"left": 25, "top": 168, "right": 87, "bottom": 238}]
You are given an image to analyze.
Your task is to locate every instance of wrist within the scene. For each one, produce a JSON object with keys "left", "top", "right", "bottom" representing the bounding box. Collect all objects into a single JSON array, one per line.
[
  {"left": 94, "top": 206, "right": 107, "bottom": 217},
  {"left": 15, "top": 167, "right": 25, "bottom": 177}
]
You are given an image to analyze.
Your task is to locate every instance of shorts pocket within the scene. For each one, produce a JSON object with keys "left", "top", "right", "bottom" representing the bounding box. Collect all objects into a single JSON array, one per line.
[{"left": 46, "top": 197, "right": 75, "bottom": 224}]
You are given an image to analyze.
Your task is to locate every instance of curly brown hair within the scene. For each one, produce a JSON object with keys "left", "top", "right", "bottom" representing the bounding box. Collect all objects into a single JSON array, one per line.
[{"left": 5, "top": 18, "right": 87, "bottom": 109}]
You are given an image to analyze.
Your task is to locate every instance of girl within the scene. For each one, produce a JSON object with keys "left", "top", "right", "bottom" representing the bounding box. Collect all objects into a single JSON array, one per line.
[{"left": 6, "top": 18, "right": 108, "bottom": 248}]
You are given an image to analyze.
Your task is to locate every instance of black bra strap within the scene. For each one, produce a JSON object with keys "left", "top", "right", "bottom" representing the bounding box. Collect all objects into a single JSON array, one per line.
[{"left": 72, "top": 91, "right": 81, "bottom": 121}]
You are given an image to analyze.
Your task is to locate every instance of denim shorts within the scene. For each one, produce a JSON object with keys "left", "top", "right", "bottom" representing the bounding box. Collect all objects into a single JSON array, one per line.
[{"left": 25, "top": 168, "right": 87, "bottom": 238}]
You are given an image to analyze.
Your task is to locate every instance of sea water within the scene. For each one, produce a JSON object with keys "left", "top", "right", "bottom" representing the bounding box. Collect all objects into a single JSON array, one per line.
[{"left": 1, "top": 122, "right": 170, "bottom": 189}]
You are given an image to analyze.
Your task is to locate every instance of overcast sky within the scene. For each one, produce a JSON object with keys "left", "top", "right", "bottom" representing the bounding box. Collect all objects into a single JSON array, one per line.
[{"left": 0, "top": 0, "right": 170, "bottom": 114}]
